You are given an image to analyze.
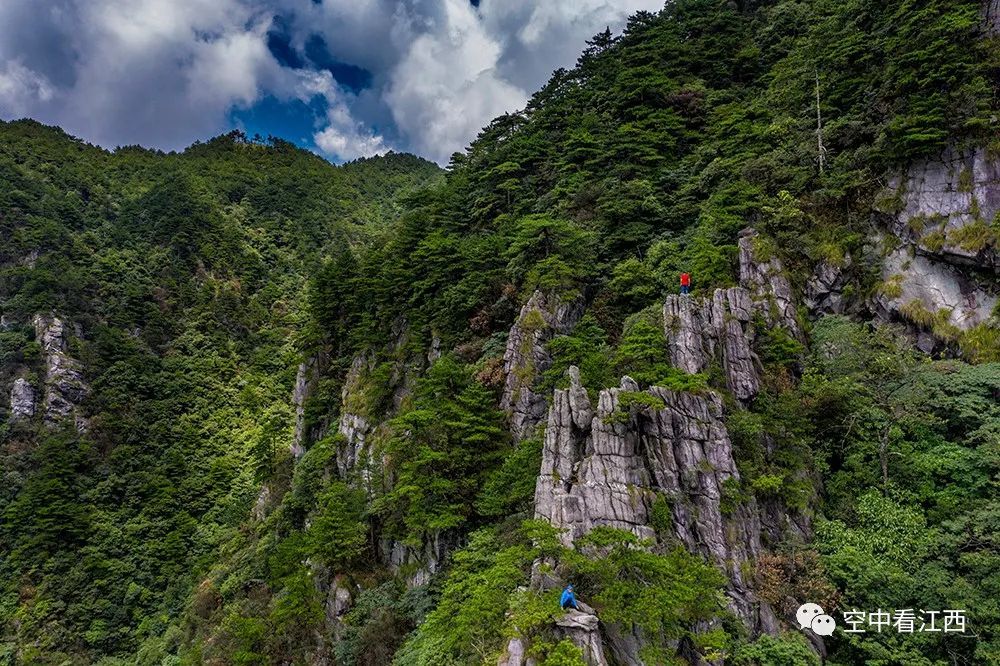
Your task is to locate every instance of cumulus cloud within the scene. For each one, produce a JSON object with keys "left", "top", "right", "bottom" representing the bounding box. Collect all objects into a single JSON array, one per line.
[
  {"left": 290, "top": 0, "right": 665, "bottom": 162},
  {"left": 292, "top": 69, "right": 389, "bottom": 160},
  {"left": 0, "top": 0, "right": 664, "bottom": 162},
  {"left": 0, "top": 62, "right": 54, "bottom": 116},
  {"left": 384, "top": 0, "right": 527, "bottom": 161},
  {"left": 0, "top": 0, "right": 281, "bottom": 149}
]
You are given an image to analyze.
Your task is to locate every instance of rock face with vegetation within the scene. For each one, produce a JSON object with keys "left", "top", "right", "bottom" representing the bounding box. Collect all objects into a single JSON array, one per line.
[
  {"left": 876, "top": 147, "right": 1000, "bottom": 346},
  {"left": 31, "top": 315, "right": 88, "bottom": 431},
  {"left": 663, "top": 287, "right": 760, "bottom": 401},
  {"left": 333, "top": 352, "right": 383, "bottom": 482},
  {"left": 8, "top": 377, "right": 35, "bottom": 422},
  {"left": 738, "top": 229, "right": 803, "bottom": 340},
  {"left": 888, "top": 146, "right": 1000, "bottom": 270},
  {"left": 501, "top": 290, "right": 584, "bottom": 440},
  {"left": 3, "top": 1, "right": 1000, "bottom": 665},
  {"left": 534, "top": 367, "right": 777, "bottom": 634},
  {"left": 805, "top": 258, "right": 851, "bottom": 315},
  {"left": 661, "top": 227, "right": 803, "bottom": 403}
]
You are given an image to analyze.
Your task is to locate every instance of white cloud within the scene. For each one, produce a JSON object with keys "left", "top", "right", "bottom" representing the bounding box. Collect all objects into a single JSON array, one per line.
[
  {"left": 314, "top": 121, "right": 388, "bottom": 160},
  {"left": 187, "top": 29, "right": 275, "bottom": 108},
  {"left": 0, "top": 61, "right": 54, "bottom": 116},
  {"left": 0, "top": 0, "right": 281, "bottom": 149},
  {"left": 291, "top": 69, "right": 389, "bottom": 160},
  {"left": 0, "top": 0, "right": 664, "bottom": 161},
  {"left": 384, "top": 0, "right": 527, "bottom": 162},
  {"left": 308, "top": 0, "right": 665, "bottom": 163}
]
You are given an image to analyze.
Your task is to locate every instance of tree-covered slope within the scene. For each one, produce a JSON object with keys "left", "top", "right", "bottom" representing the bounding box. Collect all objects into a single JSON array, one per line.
[
  {"left": 0, "top": 120, "right": 440, "bottom": 660},
  {"left": 2, "top": 0, "right": 1000, "bottom": 665}
]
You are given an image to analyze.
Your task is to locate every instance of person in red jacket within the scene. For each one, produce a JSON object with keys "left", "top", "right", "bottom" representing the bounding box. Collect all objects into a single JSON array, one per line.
[{"left": 680, "top": 272, "right": 691, "bottom": 295}]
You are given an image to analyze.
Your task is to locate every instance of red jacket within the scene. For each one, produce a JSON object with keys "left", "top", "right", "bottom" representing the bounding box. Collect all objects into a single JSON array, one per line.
[{"left": 680, "top": 273, "right": 691, "bottom": 287}]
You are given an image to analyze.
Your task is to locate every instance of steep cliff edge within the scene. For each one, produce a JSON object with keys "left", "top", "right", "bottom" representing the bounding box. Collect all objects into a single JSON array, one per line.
[
  {"left": 738, "top": 229, "right": 803, "bottom": 340},
  {"left": 4, "top": 315, "right": 88, "bottom": 432},
  {"left": 8, "top": 377, "right": 35, "bottom": 423},
  {"left": 533, "top": 369, "right": 777, "bottom": 635},
  {"left": 501, "top": 290, "right": 584, "bottom": 441},
  {"left": 661, "top": 227, "right": 803, "bottom": 404},
  {"left": 500, "top": 230, "right": 817, "bottom": 664},
  {"left": 663, "top": 287, "right": 760, "bottom": 402},
  {"left": 875, "top": 146, "right": 1000, "bottom": 350}
]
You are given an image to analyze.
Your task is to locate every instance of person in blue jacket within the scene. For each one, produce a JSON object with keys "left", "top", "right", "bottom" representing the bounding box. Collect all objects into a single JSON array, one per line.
[{"left": 560, "top": 584, "right": 579, "bottom": 611}]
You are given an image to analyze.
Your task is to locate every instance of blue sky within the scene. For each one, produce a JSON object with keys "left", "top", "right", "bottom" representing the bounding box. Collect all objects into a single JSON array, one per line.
[{"left": 0, "top": 0, "right": 662, "bottom": 164}]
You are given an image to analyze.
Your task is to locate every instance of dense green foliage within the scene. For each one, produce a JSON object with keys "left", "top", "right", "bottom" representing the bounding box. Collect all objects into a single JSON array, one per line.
[
  {"left": 302, "top": 0, "right": 996, "bottom": 360},
  {"left": 395, "top": 522, "right": 728, "bottom": 665},
  {"left": 373, "top": 355, "right": 508, "bottom": 544},
  {"left": 734, "top": 316, "right": 1000, "bottom": 664},
  {"left": 0, "top": 121, "right": 439, "bottom": 661},
  {"left": 2, "top": 0, "right": 1000, "bottom": 664},
  {"left": 807, "top": 319, "right": 1000, "bottom": 664}
]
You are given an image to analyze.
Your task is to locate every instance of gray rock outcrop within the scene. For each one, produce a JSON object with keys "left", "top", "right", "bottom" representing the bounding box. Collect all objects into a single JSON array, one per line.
[
  {"left": 873, "top": 146, "right": 1000, "bottom": 342},
  {"left": 534, "top": 367, "right": 776, "bottom": 634},
  {"left": 986, "top": 0, "right": 1000, "bottom": 36},
  {"left": 878, "top": 244, "right": 997, "bottom": 333},
  {"left": 554, "top": 610, "right": 608, "bottom": 666},
  {"left": 497, "top": 605, "right": 609, "bottom": 666},
  {"left": 337, "top": 413, "right": 370, "bottom": 477},
  {"left": 9, "top": 377, "right": 36, "bottom": 422},
  {"left": 497, "top": 637, "right": 532, "bottom": 666},
  {"left": 501, "top": 290, "right": 583, "bottom": 440},
  {"left": 663, "top": 287, "right": 760, "bottom": 402},
  {"left": 383, "top": 531, "right": 447, "bottom": 588},
  {"left": 33, "top": 315, "right": 88, "bottom": 432},
  {"left": 251, "top": 485, "right": 272, "bottom": 521},
  {"left": 885, "top": 145, "right": 999, "bottom": 271},
  {"left": 337, "top": 354, "right": 373, "bottom": 481},
  {"left": 738, "top": 228, "right": 802, "bottom": 338},
  {"left": 661, "top": 228, "right": 807, "bottom": 403},
  {"left": 805, "top": 257, "right": 851, "bottom": 315},
  {"left": 291, "top": 356, "right": 319, "bottom": 459},
  {"left": 325, "top": 576, "right": 353, "bottom": 626}
]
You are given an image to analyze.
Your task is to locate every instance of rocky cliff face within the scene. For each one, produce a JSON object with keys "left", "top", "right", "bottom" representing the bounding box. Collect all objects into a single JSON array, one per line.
[
  {"left": 887, "top": 146, "right": 999, "bottom": 271},
  {"left": 329, "top": 332, "right": 450, "bottom": 590},
  {"left": 501, "top": 290, "right": 583, "bottom": 441},
  {"left": 663, "top": 287, "right": 760, "bottom": 402},
  {"left": 291, "top": 356, "right": 320, "bottom": 459},
  {"left": 9, "top": 377, "right": 36, "bottom": 422},
  {"left": 336, "top": 354, "right": 373, "bottom": 481},
  {"left": 875, "top": 146, "right": 999, "bottom": 346},
  {"left": 382, "top": 532, "right": 450, "bottom": 588},
  {"left": 498, "top": 603, "right": 609, "bottom": 666},
  {"left": 533, "top": 368, "right": 776, "bottom": 636},
  {"left": 661, "top": 227, "right": 804, "bottom": 404},
  {"left": 507, "top": 231, "right": 817, "bottom": 664},
  {"left": 805, "top": 257, "right": 852, "bottom": 315},
  {"left": 984, "top": 0, "right": 1000, "bottom": 37},
  {"left": 738, "top": 228, "right": 803, "bottom": 339},
  {"left": 32, "top": 315, "right": 88, "bottom": 432}
]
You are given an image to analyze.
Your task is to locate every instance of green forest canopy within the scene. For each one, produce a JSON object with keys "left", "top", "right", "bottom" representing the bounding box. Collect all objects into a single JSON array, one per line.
[{"left": 1, "top": 0, "right": 999, "bottom": 664}]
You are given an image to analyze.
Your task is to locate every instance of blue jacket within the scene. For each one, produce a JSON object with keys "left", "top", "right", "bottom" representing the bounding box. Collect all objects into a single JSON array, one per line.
[{"left": 560, "top": 587, "right": 577, "bottom": 609}]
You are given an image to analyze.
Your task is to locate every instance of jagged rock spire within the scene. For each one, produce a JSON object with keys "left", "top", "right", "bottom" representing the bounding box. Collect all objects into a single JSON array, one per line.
[
  {"left": 533, "top": 366, "right": 778, "bottom": 635},
  {"left": 500, "top": 290, "right": 583, "bottom": 440},
  {"left": 32, "top": 315, "right": 88, "bottom": 432}
]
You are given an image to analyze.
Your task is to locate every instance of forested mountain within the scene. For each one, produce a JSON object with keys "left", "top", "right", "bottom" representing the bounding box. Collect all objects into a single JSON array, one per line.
[
  {"left": 2, "top": 1, "right": 1000, "bottom": 665},
  {"left": 0, "top": 122, "right": 440, "bottom": 662}
]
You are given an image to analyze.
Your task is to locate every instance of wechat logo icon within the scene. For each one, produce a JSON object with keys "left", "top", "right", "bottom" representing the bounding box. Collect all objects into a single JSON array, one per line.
[{"left": 797, "top": 603, "right": 836, "bottom": 636}]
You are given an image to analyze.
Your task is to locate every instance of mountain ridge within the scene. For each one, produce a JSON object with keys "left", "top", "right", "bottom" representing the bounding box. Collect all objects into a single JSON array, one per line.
[{"left": 2, "top": 1, "right": 1000, "bottom": 664}]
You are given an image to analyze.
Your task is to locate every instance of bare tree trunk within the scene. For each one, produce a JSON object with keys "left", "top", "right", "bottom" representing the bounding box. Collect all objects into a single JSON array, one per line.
[
  {"left": 816, "top": 68, "right": 826, "bottom": 175},
  {"left": 879, "top": 426, "right": 890, "bottom": 492}
]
